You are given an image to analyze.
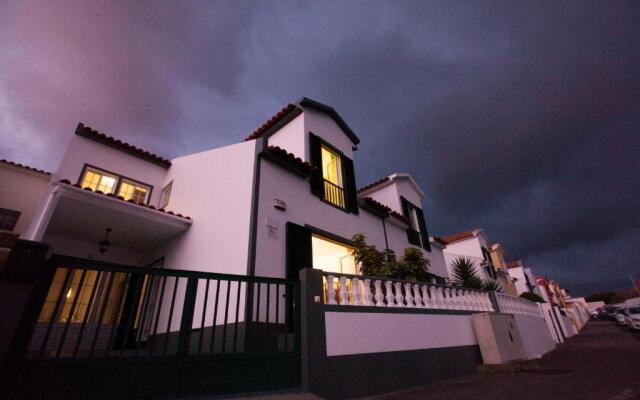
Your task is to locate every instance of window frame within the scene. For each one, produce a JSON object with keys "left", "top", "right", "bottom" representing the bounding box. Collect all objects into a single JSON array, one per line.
[
  {"left": 78, "top": 163, "right": 154, "bottom": 205},
  {"left": 0, "top": 207, "right": 21, "bottom": 231},
  {"left": 400, "top": 196, "right": 431, "bottom": 251},
  {"left": 158, "top": 181, "right": 173, "bottom": 210}
]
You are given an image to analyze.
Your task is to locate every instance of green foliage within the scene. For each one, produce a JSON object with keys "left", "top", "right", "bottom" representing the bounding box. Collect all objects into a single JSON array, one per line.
[
  {"left": 450, "top": 257, "right": 483, "bottom": 289},
  {"left": 519, "top": 292, "right": 546, "bottom": 303},
  {"left": 352, "top": 233, "right": 430, "bottom": 281},
  {"left": 482, "top": 279, "right": 502, "bottom": 292}
]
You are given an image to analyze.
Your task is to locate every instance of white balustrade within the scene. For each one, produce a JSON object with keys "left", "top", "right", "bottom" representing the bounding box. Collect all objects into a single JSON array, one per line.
[
  {"left": 374, "top": 280, "right": 385, "bottom": 306},
  {"left": 363, "top": 278, "right": 372, "bottom": 306},
  {"left": 338, "top": 276, "right": 348, "bottom": 305},
  {"left": 352, "top": 277, "right": 362, "bottom": 305},
  {"left": 421, "top": 285, "right": 431, "bottom": 308},
  {"left": 413, "top": 284, "right": 423, "bottom": 307},
  {"left": 385, "top": 281, "right": 395, "bottom": 306},
  {"left": 326, "top": 275, "right": 337, "bottom": 305},
  {"left": 394, "top": 282, "right": 404, "bottom": 307}
]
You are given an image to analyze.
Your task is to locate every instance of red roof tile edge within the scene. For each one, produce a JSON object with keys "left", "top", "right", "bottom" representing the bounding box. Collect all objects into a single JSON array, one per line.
[
  {"left": 75, "top": 123, "right": 172, "bottom": 168},
  {"left": 441, "top": 230, "right": 477, "bottom": 244},
  {"left": 1, "top": 159, "right": 51, "bottom": 175},
  {"left": 431, "top": 236, "right": 448, "bottom": 246},
  {"left": 357, "top": 176, "right": 390, "bottom": 193},
  {"left": 264, "top": 146, "right": 315, "bottom": 173},
  {"left": 243, "top": 104, "right": 300, "bottom": 142},
  {"left": 58, "top": 179, "right": 192, "bottom": 221},
  {"left": 359, "top": 197, "right": 410, "bottom": 225}
]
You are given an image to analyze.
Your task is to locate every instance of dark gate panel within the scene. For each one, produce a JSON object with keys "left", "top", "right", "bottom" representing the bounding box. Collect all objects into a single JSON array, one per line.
[{"left": 7, "top": 255, "right": 301, "bottom": 399}]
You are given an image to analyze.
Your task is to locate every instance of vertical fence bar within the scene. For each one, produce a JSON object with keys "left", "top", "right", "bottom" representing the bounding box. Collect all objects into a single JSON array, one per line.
[
  {"left": 209, "top": 279, "right": 221, "bottom": 354},
  {"left": 221, "top": 280, "right": 231, "bottom": 354},
  {"left": 198, "top": 278, "right": 210, "bottom": 354},
  {"left": 73, "top": 270, "right": 103, "bottom": 357},
  {"left": 178, "top": 277, "right": 198, "bottom": 356},
  {"left": 38, "top": 267, "right": 72, "bottom": 358},
  {"left": 120, "top": 273, "right": 144, "bottom": 355},
  {"left": 89, "top": 271, "right": 115, "bottom": 358},
  {"left": 56, "top": 269, "right": 87, "bottom": 358},
  {"left": 265, "top": 282, "right": 271, "bottom": 350},
  {"left": 150, "top": 275, "right": 168, "bottom": 355},
  {"left": 164, "top": 276, "right": 179, "bottom": 356},
  {"left": 233, "top": 281, "right": 242, "bottom": 353},
  {"left": 134, "top": 274, "right": 155, "bottom": 355},
  {"left": 275, "top": 283, "right": 280, "bottom": 351},
  {"left": 105, "top": 273, "right": 132, "bottom": 357}
]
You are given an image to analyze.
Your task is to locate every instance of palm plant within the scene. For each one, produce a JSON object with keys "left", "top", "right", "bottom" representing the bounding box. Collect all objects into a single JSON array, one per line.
[
  {"left": 482, "top": 279, "right": 502, "bottom": 292},
  {"left": 450, "top": 257, "right": 483, "bottom": 289}
]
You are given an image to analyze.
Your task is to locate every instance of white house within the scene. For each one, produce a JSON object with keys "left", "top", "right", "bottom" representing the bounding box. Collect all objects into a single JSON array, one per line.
[
  {"left": 441, "top": 229, "right": 499, "bottom": 284},
  {"left": 506, "top": 260, "right": 542, "bottom": 297}
]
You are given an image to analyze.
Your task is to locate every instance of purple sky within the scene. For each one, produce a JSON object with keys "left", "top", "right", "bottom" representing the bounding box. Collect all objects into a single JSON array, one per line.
[{"left": 1, "top": 1, "right": 639, "bottom": 296}]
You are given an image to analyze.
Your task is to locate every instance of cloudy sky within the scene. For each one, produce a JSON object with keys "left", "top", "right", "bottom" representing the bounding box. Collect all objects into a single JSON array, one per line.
[{"left": 1, "top": 1, "right": 638, "bottom": 295}]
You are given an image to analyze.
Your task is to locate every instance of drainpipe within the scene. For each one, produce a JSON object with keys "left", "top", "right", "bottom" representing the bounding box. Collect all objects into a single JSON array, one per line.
[{"left": 381, "top": 216, "right": 390, "bottom": 253}]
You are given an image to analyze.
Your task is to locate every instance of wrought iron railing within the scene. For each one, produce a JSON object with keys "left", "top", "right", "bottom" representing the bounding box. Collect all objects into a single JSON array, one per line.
[
  {"left": 28, "top": 255, "right": 300, "bottom": 359},
  {"left": 323, "top": 179, "right": 345, "bottom": 208}
]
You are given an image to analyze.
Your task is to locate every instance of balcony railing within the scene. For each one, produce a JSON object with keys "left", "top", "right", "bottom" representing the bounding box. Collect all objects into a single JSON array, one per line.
[
  {"left": 495, "top": 292, "right": 542, "bottom": 317},
  {"left": 322, "top": 272, "right": 494, "bottom": 312},
  {"left": 323, "top": 179, "right": 345, "bottom": 208}
]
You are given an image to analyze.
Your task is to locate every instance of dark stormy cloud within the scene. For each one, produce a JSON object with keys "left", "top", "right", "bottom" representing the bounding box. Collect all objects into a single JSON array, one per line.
[{"left": 1, "top": 0, "right": 639, "bottom": 296}]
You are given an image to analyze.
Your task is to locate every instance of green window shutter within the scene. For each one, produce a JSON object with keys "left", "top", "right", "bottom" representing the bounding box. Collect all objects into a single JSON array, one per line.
[
  {"left": 342, "top": 156, "right": 359, "bottom": 214},
  {"left": 285, "top": 222, "right": 313, "bottom": 280},
  {"left": 415, "top": 207, "right": 431, "bottom": 252},
  {"left": 401, "top": 196, "right": 421, "bottom": 247},
  {"left": 309, "top": 133, "right": 324, "bottom": 198}
]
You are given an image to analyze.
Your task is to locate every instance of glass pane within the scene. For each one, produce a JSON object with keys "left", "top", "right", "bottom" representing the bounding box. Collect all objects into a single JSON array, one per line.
[
  {"left": 119, "top": 180, "right": 149, "bottom": 203},
  {"left": 80, "top": 171, "right": 100, "bottom": 191},
  {"left": 39, "top": 268, "right": 69, "bottom": 322},
  {"left": 312, "top": 235, "right": 356, "bottom": 274},
  {"left": 321, "top": 146, "right": 342, "bottom": 186},
  {"left": 97, "top": 175, "right": 116, "bottom": 194},
  {"left": 59, "top": 270, "right": 100, "bottom": 323}
]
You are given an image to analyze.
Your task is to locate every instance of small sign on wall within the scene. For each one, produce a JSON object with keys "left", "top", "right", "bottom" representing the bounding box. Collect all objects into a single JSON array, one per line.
[{"left": 274, "top": 198, "right": 286, "bottom": 211}]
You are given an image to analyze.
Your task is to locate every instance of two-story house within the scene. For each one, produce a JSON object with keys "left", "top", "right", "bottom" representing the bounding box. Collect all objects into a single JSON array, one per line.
[
  {"left": 506, "top": 260, "right": 542, "bottom": 296},
  {"left": 488, "top": 243, "right": 519, "bottom": 296},
  {"left": 13, "top": 97, "right": 445, "bottom": 351}
]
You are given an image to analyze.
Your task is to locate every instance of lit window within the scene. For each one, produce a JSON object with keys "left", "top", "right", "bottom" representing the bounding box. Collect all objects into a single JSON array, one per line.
[
  {"left": 39, "top": 268, "right": 100, "bottom": 323},
  {"left": 80, "top": 168, "right": 117, "bottom": 194},
  {"left": 312, "top": 235, "right": 356, "bottom": 275},
  {"left": 118, "top": 179, "right": 150, "bottom": 204},
  {"left": 321, "top": 146, "right": 345, "bottom": 207}
]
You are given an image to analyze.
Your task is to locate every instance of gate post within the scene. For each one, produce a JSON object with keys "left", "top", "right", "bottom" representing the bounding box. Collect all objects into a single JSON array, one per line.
[
  {"left": 0, "top": 239, "right": 50, "bottom": 371},
  {"left": 299, "top": 268, "right": 328, "bottom": 393}
]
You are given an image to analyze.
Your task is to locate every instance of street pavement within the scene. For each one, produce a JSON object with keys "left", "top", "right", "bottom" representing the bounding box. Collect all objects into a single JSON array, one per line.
[{"left": 364, "top": 320, "right": 640, "bottom": 400}]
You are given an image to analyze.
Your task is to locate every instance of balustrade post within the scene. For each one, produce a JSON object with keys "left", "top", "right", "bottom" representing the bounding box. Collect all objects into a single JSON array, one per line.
[
  {"left": 352, "top": 277, "right": 362, "bottom": 305},
  {"left": 422, "top": 285, "right": 431, "bottom": 308},
  {"left": 385, "top": 281, "right": 395, "bottom": 306},
  {"left": 443, "top": 287, "right": 452, "bottom": 309},
  {"left": 394, "top": 282, "right": 404, "bottom": 307},
  {"left": 404, "top": 283, "right": 414, "bottom": 307},
  {"left": 326, "top": 275, "right": 337, "bottom": 305},
  {"left": 338, "top": 276, "right": 348, "bottom": 305},
  {"left": 436, "top": 287, "right": 444, "bottom": 309},
  {"left": 456, "top": 288, "right": 466, "bottom": 310},
  {"left": 374, "top": 280, "right": 385, "bottom": 306},
  {"left": 413, "top": 284, "right": 423, "bottom": 307},
  {"left": 362, "top": 279, "right": 372, "bottom": 306}
]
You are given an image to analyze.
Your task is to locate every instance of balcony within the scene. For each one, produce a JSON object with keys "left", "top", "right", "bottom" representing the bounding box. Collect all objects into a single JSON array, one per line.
[{"left": 323, "top": 179, "right": 345, "bottom": 208}]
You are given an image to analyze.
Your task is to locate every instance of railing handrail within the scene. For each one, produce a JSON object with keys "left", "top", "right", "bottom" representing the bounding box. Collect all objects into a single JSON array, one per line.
[
  {"left": 49, "top": 255, "right": 301, "bottom": 285},
  {"left": 322, "top": 179, "right": 343, "bottom": 191},
  {"left": 320, "top": 270, "right": 488, "bottom": 293}
]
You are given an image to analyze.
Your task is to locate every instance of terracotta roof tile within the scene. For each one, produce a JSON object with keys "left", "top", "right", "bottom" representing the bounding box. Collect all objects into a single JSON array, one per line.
[
  {"left": 262, "top": 146, "right": 315, "bottom": 177},
  {"left": 243, "top": 104, "right": 300, "bottom": 142},
  {"left": 58, "top": 179, "right": 191, "bottom": 220},
  {"left": 75, "top": 123, "right": 172, "bottom": 168},
  {"left": 506, "top": 260, "right": 523, "bottom": 269},
  {"left": 358, "top": 197, "right": 410, "bottom": 225},
  {"left": 0, "top": 159, "right": 51, "bottom": 176},
  {"left": 441, "top": 230, "right": 477, "bottom": 244},
  {"left": 431, "top": 236, "right": 448, "bottom": 246},
  {"left": 357, "top": 177, "right": 390, "bottom": 193}
]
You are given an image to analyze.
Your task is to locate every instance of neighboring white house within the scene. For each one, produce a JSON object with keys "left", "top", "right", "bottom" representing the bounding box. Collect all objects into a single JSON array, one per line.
[
  {"left": 507, "top": 260, "right": 542, "bottom": 297},
  {"left": 441, "top": 229, "right": 499, "bottom": 283}
]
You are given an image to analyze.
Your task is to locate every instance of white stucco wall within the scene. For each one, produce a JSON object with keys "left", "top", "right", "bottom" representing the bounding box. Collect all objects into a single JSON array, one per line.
[
  {"left": 324, "top": 311, "right": 478, "bottom": 356},
  {"left": 254, "top": 159, "right": 438, "bottom": 279},
  {"left": 267, "top": 113, "right": 306, "bottom": 160},
  {"left": 443, "top": 237, "right": 492, "bottom": 282},
  {"left": 0, "top": 164, "right": 50, "bottom": 236},
  {"left": 302, "top": 108, "right": 354, "bottom": 159},
  {"left": 509, "top": 267, "right": 529, "bottom": 295},
  {"left": 157, "top": 140, "right": 257, "bottom": 275},
  {"left": 54, "top": 135, "right": 169, "bottom": 207},
  {"left": 428, "top": 241, "right": 449, "bottom": 279}
]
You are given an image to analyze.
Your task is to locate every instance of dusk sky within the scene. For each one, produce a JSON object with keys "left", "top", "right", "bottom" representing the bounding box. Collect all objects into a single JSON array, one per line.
[{"left": 1, "top": 1, "right": 638, "bottom": 296}]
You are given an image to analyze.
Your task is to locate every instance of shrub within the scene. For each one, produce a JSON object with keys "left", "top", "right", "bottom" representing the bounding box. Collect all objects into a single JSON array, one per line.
[
  {"left": 352, "top": 233, "right": 430, "bottom": 281},
  {"left": 520, "top": 292, "right": 546, "bottom": 303},
  {"left": 450, "top": 257, "right": 483, "bottom": 289}
]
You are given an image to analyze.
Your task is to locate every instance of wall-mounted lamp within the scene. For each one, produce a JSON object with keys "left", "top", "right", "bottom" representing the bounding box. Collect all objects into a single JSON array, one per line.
[{"left": 98, "top": 228, "right": 112, "bottom": 255}]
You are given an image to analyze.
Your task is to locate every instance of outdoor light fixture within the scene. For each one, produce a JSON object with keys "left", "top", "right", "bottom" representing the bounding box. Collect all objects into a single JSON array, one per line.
[{"left": 98, "top": 228, "right": 112, "bottom": 255}]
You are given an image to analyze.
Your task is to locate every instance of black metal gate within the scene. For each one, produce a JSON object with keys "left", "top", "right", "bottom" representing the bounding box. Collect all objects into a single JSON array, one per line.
[{"left": 8, "top": 255, "right": 301, "bottom": 399}]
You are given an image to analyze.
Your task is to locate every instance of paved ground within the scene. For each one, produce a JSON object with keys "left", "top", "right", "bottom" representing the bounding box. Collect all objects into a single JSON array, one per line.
[
  {"left": 220, "top": 321, "right": 640, "bottom": 400},
  {"left": 365, "top": 321, "right": 640, "bottom": 400}
]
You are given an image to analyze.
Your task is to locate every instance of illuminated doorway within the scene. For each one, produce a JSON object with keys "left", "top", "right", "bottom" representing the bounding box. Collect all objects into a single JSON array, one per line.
[{"left": 311, "top": 234, "right": 357, "bottom": 275}]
